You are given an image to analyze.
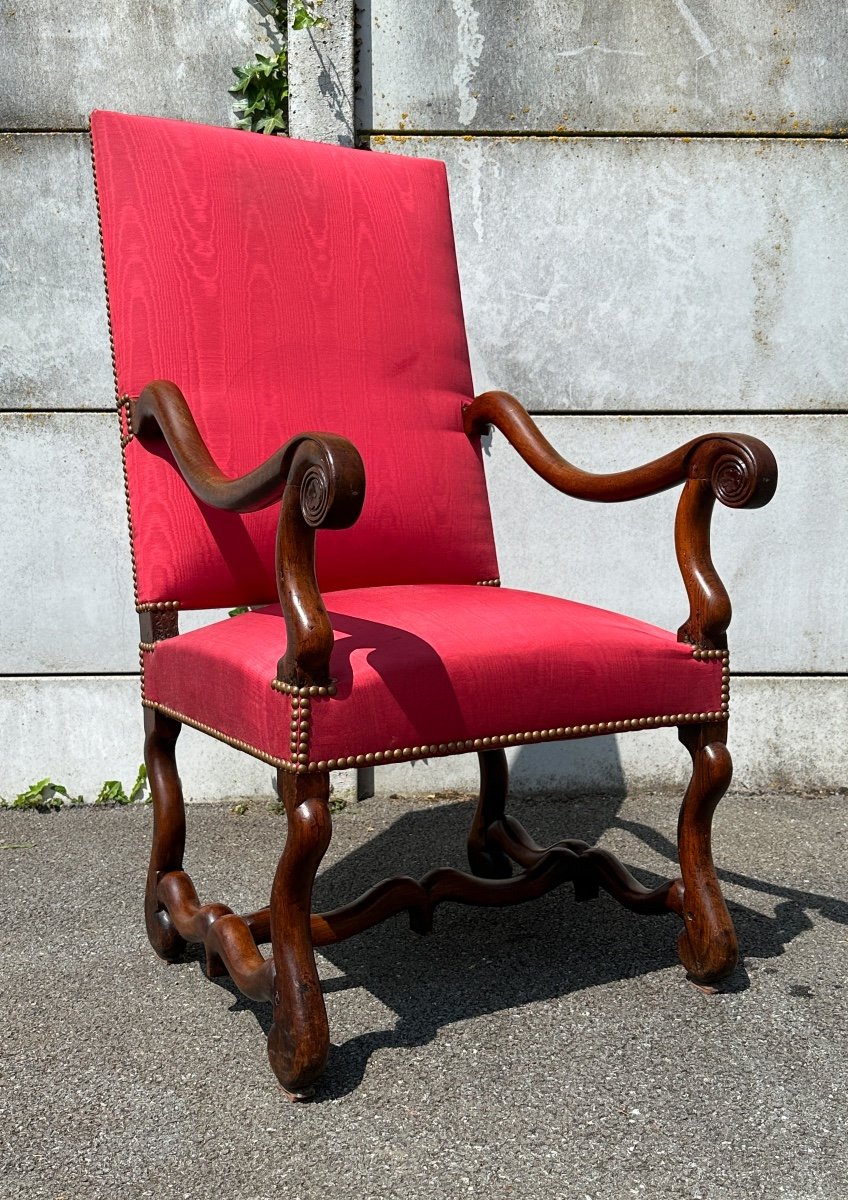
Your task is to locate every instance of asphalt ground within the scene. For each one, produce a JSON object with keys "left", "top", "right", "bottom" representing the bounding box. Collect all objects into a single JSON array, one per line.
[{"left": 1, "top": 788, "right": 846, "bottom": 1200}]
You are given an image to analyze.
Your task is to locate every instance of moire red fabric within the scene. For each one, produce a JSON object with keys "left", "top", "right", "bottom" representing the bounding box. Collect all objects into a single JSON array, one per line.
[
  {"left": 91, "top": 111, "right": 498, "bottom": 607},
  {"left": 143, "top": 585, "right": 725, "bottom": 766}
]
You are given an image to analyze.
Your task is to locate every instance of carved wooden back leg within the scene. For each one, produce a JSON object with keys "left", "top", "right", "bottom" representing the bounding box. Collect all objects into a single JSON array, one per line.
[
  {"left": 676, "top": 721, "right": 738, "bottom": 985},
  {"left": 143, "top": 707, "right": 188, "bottom": 962},
  {"left": 267, "top": 769, "right": 333, "bottom": 1100},
  {"left": 467, "top": 749, "right": 514, "bottom": 879}
]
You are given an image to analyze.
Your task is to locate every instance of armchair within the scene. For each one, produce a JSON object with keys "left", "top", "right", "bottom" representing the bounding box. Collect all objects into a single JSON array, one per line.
[{"left": 91, "top": 111, "right": 777, "bottom": 1099}]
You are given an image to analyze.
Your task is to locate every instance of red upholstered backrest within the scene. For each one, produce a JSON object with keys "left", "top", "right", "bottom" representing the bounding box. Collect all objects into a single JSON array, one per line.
[{"left": 91, "top": 111, "right": 498, "bottom": 608}]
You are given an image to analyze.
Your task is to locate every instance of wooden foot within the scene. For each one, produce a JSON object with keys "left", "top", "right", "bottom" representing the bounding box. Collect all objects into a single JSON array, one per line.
[
  {"left": 143, "top": 708, "right": 187, "bottom": 962},
  {"left": 467, "top": 749, "right": 513, "bottom": 879},
  {"left": 676, "top": 721, "right": 738, "bottom": 985},
  {"left": 267, "top": 769, "right": 333, "bottom": 1100}
]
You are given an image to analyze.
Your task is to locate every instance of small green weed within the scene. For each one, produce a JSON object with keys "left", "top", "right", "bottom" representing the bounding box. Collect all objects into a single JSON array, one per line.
[
  {"left": 2, "top": 765, "right": 148, "bottom": 811},
  {"left": 96, "top": 764, "right": 148, "bottom": 806},
  {"left": 12, "top": 779, "right": 82, "bottom": 811},
  {"left": 96, "top": 780, "right": 128, "bottom": 805}
]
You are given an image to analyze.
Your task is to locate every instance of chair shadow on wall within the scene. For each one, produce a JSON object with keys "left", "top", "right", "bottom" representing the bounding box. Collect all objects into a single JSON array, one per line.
[{"left": 210, "top": 737, "right": 848, "bottom": 1101}]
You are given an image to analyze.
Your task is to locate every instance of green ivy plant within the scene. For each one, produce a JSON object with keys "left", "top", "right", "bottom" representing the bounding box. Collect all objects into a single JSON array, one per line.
[
  {"left": 291, "top": 0, "right": 329, "bottom": 31},
  {"left": 231, "top": 50, "right": 289, "bottom": 135},
  {"left": 2, "top": 765, "right": 147, "bottom": 811},
  {"left": 230, "top": 0, "right": 330, "bottom": 135},
  {"left": 95, "top": 765, "right": 148, "bottom": 807},
  {"left": 11, "top": 778, "right": 82, "bottom": 812}
]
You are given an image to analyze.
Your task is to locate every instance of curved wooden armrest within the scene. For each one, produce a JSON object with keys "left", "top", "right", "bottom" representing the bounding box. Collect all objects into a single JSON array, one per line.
[
  {"left": 463, "top": 390, "right": 777, "bottom": 508},
  {"left": 133, "top": 379, "right": 366, "bottom": 685},
  {"left": 134, "top": 380, "right": 306, "bottom": 513},
  {"left": 464, "top": 390, "right": 778, "bottom": 649}
]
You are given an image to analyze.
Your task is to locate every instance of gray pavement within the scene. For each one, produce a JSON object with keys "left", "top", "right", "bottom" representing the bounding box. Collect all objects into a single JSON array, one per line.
[{"left": 1, "top": 788, "right": 846, "bottom": 1200}]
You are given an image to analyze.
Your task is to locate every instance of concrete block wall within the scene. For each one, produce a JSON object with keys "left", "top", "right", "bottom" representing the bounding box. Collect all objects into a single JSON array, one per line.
[
  {"left": 0, "top": 5, "right": 280, "bottom": 801},
  {"left": 359, "top": 1, "right": 848, "bottom": 797},
  {"left": 1, "top": 2, "right": 845, "bottom": 802}
]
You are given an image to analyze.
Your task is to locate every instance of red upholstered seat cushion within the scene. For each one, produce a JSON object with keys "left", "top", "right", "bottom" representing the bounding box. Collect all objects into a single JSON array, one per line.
[{"left": 142, "top": 586, "right": 726, "bottom": 770}]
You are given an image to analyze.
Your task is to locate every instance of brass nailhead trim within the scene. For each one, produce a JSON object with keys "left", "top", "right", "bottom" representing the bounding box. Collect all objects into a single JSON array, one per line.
[
  {"left": 136, "top": 600, "right": 181, "bottom": 612},
  {"left": 139, "top": 641, "right": 157, "bottom": 654},
  {"left": 290, "top": 694, "right": 312, "bottom": 762},
  {"left": 141, "top": 699, "right": 729, "bottom": 777},
  {"left": 314, "top": 707, "right": 729, "bottom": 772},
  {"left": 141, "top": 700, "right": 297, "bottom": 770},
  {"left": 314, "top": 644, "right": 728, "bottom": 770},
  {"left": 271, "top": 679, "right": 337, "bottom": 697},
  {"left": 144, "top": 639, "right": 729, "bottom": 774},
  {"left": 476, "top": 578, "right": 501, "bottom": 587},
  {"left": 90, "top": 134, "right": 144, "bottom": 609}
]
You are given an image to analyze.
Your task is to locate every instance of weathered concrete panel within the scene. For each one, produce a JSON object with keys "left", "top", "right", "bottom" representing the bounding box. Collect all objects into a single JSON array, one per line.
[
  {"left": 2, "top": 412, "right": 843, "bottom": 673},
  {"left": 0, "top": 135, "right": 113, "bottom": 411},
  {"left": 0, "top": 677, "right": 273, "bottom": 802},
  {"left": 0, "top": 2, "right": 272, "bottom": 129},
  {"left": 0, "top": 413, "right": 248, "bottom": 669},
  {"left": 485, "top": 414, "right": 848, "bottom": 674},
  {"left": 0, "top": 676, "right": 843, "bottom": 799},
  {"left": 288, "top": 0, "right": 355, "bottom": 145},
  {"left": 360, "top": 1, "right": 848, "bottom": 134},
  {"left": 1, "top": 413, "right": 136, "bottom": 671},
  {"left": 13, "top": 134, "right": 846, "bottom": 415},
  {"left": 375, "top": 136, "right": 848, "bottom": 412}
]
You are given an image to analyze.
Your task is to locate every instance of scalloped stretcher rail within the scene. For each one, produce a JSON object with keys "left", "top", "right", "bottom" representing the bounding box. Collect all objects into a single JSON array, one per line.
[{"left": 153, "top": 808, "right": 685, "bottom": 1005}]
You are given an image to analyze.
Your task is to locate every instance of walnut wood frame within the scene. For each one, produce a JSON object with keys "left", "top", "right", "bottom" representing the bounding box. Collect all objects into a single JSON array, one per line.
[{"left": 134, "top": 380, "right": 777, "bottom": 1099}]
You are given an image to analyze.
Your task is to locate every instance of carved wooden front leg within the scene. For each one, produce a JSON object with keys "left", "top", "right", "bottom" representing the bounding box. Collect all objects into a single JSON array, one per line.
[
  {"left": 467, "top": 749, "right": 513, "bottom": 879},
  {"left": 676, "top": 722, "right": 738, "bottom": 985},
  {"left": 267, "top": 770, "right": 333, "bottom": 1100},
  {"left": 143, "top": 707, "right": 187, "bottom": 961}
]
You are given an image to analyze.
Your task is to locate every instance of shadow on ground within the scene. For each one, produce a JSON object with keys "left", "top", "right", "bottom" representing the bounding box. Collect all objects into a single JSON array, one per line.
[{"left": 208, "top": 787, "right": 848, "bottom": 1102}]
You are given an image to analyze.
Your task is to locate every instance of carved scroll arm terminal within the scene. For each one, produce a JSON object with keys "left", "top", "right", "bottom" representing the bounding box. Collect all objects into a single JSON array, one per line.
[
  {"left": 132, "top": 380, "right": 366, "bottom": 685},
  {"left": 464, "top": 390, "right": 777, "bottom": 648}
]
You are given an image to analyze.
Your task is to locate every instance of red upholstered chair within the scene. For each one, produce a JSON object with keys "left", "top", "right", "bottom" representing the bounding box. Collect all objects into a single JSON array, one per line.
[{"left": 91, "top": 110, "right": 777, "bottom": 1099}]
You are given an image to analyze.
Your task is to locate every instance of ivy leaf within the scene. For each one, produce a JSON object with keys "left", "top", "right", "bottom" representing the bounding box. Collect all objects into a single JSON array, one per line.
[{"left": 257, "top": 110, "right": 285, "bottom": 134}]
